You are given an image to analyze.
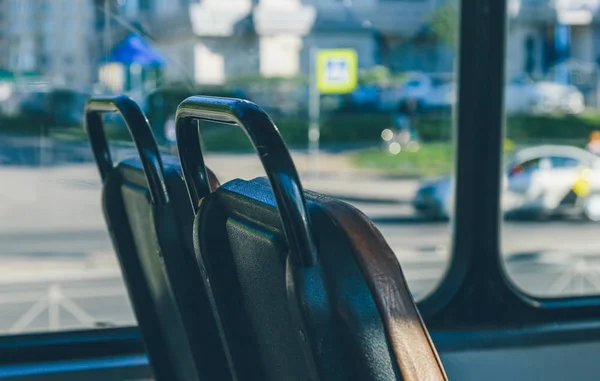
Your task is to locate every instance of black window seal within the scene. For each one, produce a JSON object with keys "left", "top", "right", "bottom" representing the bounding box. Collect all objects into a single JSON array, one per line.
[
  {"left": 418, "top": 0, "right": 508, "bottom": 324},
  {"left": 0, "top": 327, "right": 144, "bottom": 366},
  {"left": 418, "top": 0, "right": 600, "bottom": 330},
  {"left": 0, "top": 353, "right": 150, "bottom": 381},
  {"left": 432, "top": 319, "right": 600, "bottom": 353}
]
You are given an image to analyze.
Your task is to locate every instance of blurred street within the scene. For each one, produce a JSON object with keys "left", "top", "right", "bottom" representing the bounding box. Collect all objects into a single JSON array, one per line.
[{"left": 0, "top": 139, "right": 600, "bottom": 333}]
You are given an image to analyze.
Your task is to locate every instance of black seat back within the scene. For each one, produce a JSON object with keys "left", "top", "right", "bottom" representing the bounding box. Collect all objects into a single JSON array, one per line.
[
  {"left": 84, "top": 95, "right": 229, "bottom": 381},
  {"left": 175, "top": 96, "right": 448, "bottom": 381}
]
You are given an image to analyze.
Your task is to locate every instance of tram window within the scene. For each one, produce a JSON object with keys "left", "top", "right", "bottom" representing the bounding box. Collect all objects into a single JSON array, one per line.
[
  {"left": 502, "top": 2, "right": 600, "bottom": 298},
  {"left": 0, "top": 0, "right": 458, "bottom": 335}
]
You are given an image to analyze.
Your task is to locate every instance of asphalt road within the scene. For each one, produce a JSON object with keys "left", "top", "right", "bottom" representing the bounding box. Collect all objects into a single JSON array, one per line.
[
  {"left": 1, "top": 138, "right": 600, "bottom": 334},
  {"left": 1, "top": 217, "right": 600, "bottom": 334}
]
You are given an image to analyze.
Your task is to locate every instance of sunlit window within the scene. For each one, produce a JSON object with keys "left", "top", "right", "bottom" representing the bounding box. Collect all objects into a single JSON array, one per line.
[
  {"left": 502, "top": 0, "right": 600, "bottom": 298},
  {"left": 0, "top": 0, "right": 460, "bottom": 334}
]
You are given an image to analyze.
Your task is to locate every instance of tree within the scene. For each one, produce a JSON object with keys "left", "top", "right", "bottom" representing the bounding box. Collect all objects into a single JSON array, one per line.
[
  {"left": 429, "top": 3, "right": 459, "bottom": 50},
  {"left": 358, "top": 66, "right": 392, "bottom": 86}
]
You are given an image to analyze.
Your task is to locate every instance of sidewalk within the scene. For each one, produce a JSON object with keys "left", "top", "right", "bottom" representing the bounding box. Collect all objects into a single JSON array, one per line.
[
  {"left": 0, "top": 252, "right": 121, "bottom": 285},
  {"left": 207, "top": 150, "right": 419, "bottom": 202},
  {"left": 0, "top": 165, "right": 105, "bottom": 233},
  {"left": 0, "top": 151, "right": 419, "bottom": 232},
  {"left": 0, "top": 152, "right": 424, "bottom": 284}
]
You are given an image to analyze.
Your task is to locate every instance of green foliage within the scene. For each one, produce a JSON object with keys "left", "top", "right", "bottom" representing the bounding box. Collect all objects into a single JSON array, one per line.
[
  {"left": 7, "top": 109, "right": 600, "bottom": 156},
  {"left": 144, "top": 85, "right": 247, "bottom": 141},
  {"left": 406, "top": 112, "right": 600, "bottom": 145},
  {"left": 506, "top": 113, "right": 600, "bottom": 143},
  {"left": 429, "top": 3, "right": 459, "bottom": 49},
  {"left": 351, "top": 143, "right": 453, "bottom": 177},
  {"left": 350, "top": 138, "right": 518, "bottom": 177},
  {"left": 358, "top": 66, "right": 392, "bottom": 85},
  {"left": 225, "top": 74, "right": 308, "bottom": 86},
  {"left": 358, "top": 66, "right": 412, "bottom": 86},
  {"left": 200, "top": 113, "right": 392, "bottom": 152},
  {"left": 0, "top": 116, "right": 46, "bottom": 135},
  {"left": 411, "top": 115, "right": 452, "bottom": 141}
]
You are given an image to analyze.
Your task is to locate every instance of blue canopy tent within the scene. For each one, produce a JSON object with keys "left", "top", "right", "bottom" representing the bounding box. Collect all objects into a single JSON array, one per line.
[
  {"left": 104, "top": 33, "right": 166, "bottom": 67},
  {"left": 100, "top": 33, "right": 165, "bottom": 98},
  {"left": 99, "top": 33, "right": 166, "bottom": 131}
]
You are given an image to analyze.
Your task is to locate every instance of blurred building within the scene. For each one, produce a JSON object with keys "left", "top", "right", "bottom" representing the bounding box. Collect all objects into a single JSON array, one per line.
[
  {"left": 507, "top": 0, "right": 600, "bottom": 80},
  {"left": 127, "top": 0, "right": 454, "bottom": 85},
  {"left": 2, "top": 0, "right": 600, "bottom": 91},
  {"left": 0, "top": 0, "right": 8, "bottom": 70},
  {"left": 125, "top": 0, "right": 600, "bottom": 86},
  {"left": 0, "top": 0, "right": 97, "bottom": 89}
]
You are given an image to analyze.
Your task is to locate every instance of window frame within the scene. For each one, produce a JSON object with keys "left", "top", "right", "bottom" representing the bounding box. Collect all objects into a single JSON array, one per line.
[
  {"left": 0, "top": 327, "right": 149, "bottom": 379},
  {"left": 419, "top": 0, "right": 600, "bottom": 331},
  {"left": 0, "top": 328, "right": 143, "bottom": 366}
]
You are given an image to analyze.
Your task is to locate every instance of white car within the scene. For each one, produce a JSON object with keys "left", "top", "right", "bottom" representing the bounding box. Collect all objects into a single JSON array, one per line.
[
  {"left": 391, "top": 73, "right": 584, "bottom": 115},
  {"left": 505, "top": 76, "right": 585, "bottom": 115},
  {"left": 413, "top": 145, "right": 600, "bottom": 221},
  {"left": 386, "top": 72, "right": 454, "bottom": 111}
]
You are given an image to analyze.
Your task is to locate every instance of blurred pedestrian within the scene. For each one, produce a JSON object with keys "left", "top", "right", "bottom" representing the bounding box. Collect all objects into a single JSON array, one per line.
[
  {"left": 394, "top": 98, "right": 417, "bottom": 131},
  {"left": 393, "top": 98, "right": 419, "bottom": 148},
  {"left": 587, "top": 131, "right": 600, "bottom": 156}
]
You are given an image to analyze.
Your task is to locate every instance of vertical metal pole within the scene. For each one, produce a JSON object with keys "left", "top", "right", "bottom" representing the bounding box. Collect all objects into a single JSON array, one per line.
[{"left": 308, "top": 46, "right": 320, "bottom": 178}]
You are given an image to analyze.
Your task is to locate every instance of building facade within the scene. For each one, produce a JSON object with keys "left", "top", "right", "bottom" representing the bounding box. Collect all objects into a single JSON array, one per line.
[
  {"left": 0, "top": 0, "right": 8, "bottom": 71},
  {"left": 2, "top": 0, "right": 600, "bottom": 90},
  {"left": 133, "top": 0, "right": 450, "bottom": 85},
  {"left": 139, "top": 0, "right": 600, "bottom": 85},
  {"left": 0, "top": 0, "right": 97, "bottom": 89},
  {"left": 507, "top": 0, "right": 600, "bottom": 80},
  {"left": 168, "top": 0, "right": 600, "bottom": 85}
]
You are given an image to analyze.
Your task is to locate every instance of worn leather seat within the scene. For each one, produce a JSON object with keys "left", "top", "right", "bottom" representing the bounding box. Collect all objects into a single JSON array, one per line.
[
  {"left": 175, "top": 95, "right": 448, "bottom": 381},
  {"left": 85, "top": 95, "right": 230, "bottom": 381}
]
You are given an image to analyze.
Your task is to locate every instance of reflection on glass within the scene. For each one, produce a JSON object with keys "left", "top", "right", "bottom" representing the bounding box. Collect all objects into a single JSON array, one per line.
[
  {"left": 503, "top": 0, "right": 600, "bottom": 298},
  {"left": 0, "top": 0, "right": 458, "bottom": 334}
]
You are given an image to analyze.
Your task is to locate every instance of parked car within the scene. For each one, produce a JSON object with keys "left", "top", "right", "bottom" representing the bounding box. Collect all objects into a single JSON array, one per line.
[
  {"left": 389, "top": 72, "right": 584, "bottom": 115},
  {"left": 413, "top": 145, "right": 600, "bottom": 221},
  {"left": 349, "top": 85, "right": 381, "bottom": 109},
  {"left": 424, "top": 76, "right": 455, "bottom": 112},
  {"left": 16, "top": 88, "right": 90, "bottom": 126},
  {"left": 394, "top": 72, "right": 454, "bottom": 112},
  {"left": 505, "top": 75, "right": 585, "bottom": 115}
]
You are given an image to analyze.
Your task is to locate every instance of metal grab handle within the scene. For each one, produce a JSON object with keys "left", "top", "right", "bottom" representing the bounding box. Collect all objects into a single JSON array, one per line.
[
  {"left": 85, "top": 95, "right": 169, "bottom": 205},
  {"left": 175, "top": 95, "right": 317, "bottom": 267}
]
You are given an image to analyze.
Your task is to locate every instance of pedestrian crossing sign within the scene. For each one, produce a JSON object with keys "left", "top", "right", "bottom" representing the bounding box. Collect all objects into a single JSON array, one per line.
[{"left": 316, "top": 49, "right": 358, "bottom": 94}]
